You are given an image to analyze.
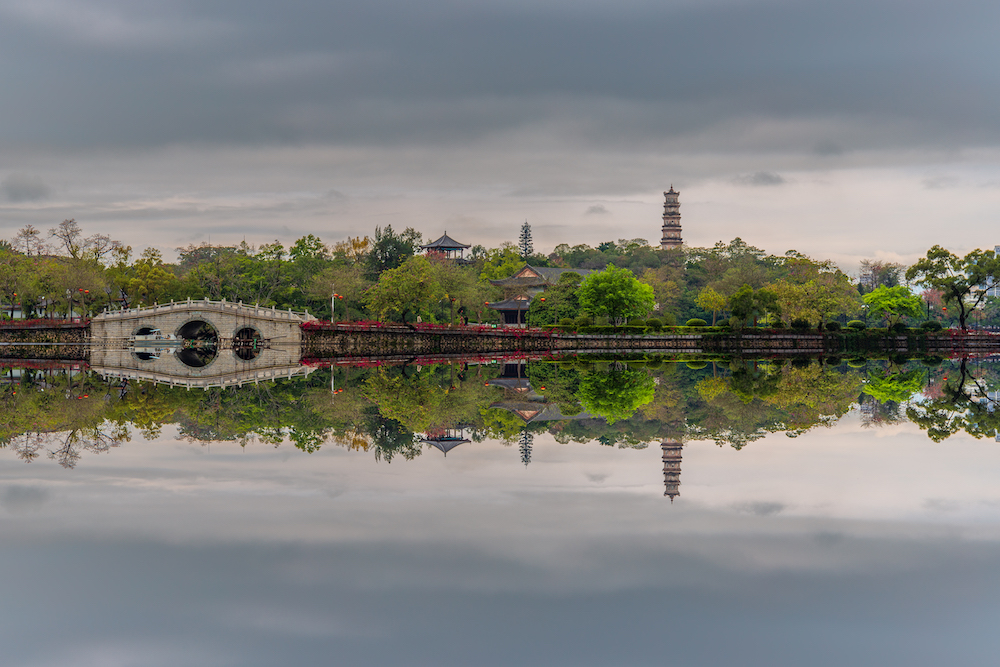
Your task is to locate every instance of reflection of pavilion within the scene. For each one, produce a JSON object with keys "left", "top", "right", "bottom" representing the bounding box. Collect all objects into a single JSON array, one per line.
[
  {"left": 420, "top": 426, "right": 472, "bottom": 456},
  {"left": 661, "top": 441, "right": 684, "bottom": 502},
  {"left": 487, "top": 363, "right": 596, "bottom": 423}
]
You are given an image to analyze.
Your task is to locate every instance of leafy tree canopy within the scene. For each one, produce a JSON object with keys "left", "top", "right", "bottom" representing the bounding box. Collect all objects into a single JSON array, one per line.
[{"left": 578, "top": 264, "right": 654, "bottom": 325}]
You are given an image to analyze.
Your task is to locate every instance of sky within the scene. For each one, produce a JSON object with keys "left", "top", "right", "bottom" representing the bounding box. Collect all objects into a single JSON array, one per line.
[
  {"left": 0, "top": 0, "right": 998, "bottom": 271},
  {"left": 3, "top": 417, "right": 1000, "bottom": 665}
]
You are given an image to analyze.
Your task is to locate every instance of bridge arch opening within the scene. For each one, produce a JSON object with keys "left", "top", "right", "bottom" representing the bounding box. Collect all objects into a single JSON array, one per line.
[
  {"left": 132, "top": 326, "right": 165, "bottom": 361},
  {"left": 176, "top": 319, "right": 219, "bottom": 368},
  {"left": 233, "top": 326, "right": 263, "bottom": 361}
]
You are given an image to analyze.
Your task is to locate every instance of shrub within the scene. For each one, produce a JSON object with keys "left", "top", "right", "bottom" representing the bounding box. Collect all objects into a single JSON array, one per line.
[
  {"left": 769, "top": 320, "right": 786, "bottom": 329},
  {"left": 790, "top": 318, "right": 811, "bottom": 330},
  {"left": 559, "top": 318, "right": 575, "bottom": 327},
  {"left": 891, "top": 322, "right": 909, "bottom": 333},
  {"left": 685, "top": 361, "right": 708, "bottom": 369},
  {"left": 575, "top": 315, "right": 594, "bottom": 328},
  {"left": 645, "top": 318, "right": 662, "bottom": 331},
  {"left": 920, "top": 320, "right": 943, "bottom": 331},
  {"left": 825, "top": 321, "right": 842, "bottom": 332},
  {"left": 846, "top": 320, "right": 866, "bottom": 330},
  {"left": 686, "top": 318, "right": 708, "bottom": 327},
  {"left": 847, "top": 358, "right": 868, "bottom": 368}
]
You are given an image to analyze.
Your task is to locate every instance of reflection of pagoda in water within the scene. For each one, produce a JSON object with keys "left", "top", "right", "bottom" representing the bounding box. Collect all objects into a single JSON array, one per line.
[
  {"left": 661, "top": 441, "right": 684, "bottom": 501},
  {"left": 420, "top": 426, "right": 471, "bottom": 456}
]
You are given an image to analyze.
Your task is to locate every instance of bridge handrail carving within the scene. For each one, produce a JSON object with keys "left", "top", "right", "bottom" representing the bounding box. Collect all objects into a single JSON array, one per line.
[{"left": 95, "top": 298, "right": 315, "bottom": 323}]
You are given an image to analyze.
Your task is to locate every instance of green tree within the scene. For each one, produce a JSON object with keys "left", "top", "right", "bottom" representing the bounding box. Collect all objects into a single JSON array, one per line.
[
  {"left": 364, "top": 225, "right": 422, "bottom": 280},
  {"left": 578, "top": 264, "right": 654, "bottom": 325},
  {"left": 518, "top": 221, "right": 533, "bottom": 258},
  {"left": 362, "top": 255, "right": 442, "bottom": 322},
  {"left": 695, "top": 286, "right": 727, "bottom": 325},
  {"left": 862, "top": 286, "right": 924, "bottom": 328},
  {"left": 906, "top": 245, "right": 1000, "bottom": 330},
  {"left": 477, "top": 243, "right": 525, "bottom": 282},
  {"left": 527, "top": 272, "right": 583, "bottom": 326},
  {"left": 728, "top": 284, "right": 779, "bottom": 328}
]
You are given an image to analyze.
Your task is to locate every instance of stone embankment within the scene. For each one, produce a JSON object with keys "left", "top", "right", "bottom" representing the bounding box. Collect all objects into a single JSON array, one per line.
[
  {"left": 301, "top": 322, "right": 1000, "bottom": 359},
  {"left": 0, "top": 320, "right": 89, "bottom": 360},
  {"left": 2, "top": 319, "right": 999, "bottom": 364}
]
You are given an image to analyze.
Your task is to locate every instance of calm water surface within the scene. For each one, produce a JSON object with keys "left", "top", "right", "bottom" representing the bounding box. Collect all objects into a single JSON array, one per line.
[{"left": 2, "top": 359, "right": 999, "bottom": 666}]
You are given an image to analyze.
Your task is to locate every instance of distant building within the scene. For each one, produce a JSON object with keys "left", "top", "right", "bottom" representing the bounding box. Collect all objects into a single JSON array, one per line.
[
  {"left": 984, "top": 245, "right": 1000, "bottom": 297},
  {"left": 660, "top": 186, "right": 682, "bottom": 250},
  {"left": 420, "top": 232, "right": 471, "bottom": 261},
  {"left": 487, "top": 265, "right": 594, "bottom": 326},
  {"left": 662, "top": 441, "right": 684, "bottom": 501}
]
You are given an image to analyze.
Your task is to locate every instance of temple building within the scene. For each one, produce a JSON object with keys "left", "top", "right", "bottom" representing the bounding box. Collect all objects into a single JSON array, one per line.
[
  {"left": 420, "top": 232, "right": 471, "bottom": 261},
  {"left": 487, "top": 265, "right": 593, "bottom": 326},
  {"left": 662, "top": 440, "right": 684, "bottom": 501},
  {"left": 660, "top": 186, "right": 682, "bottom": 250}
]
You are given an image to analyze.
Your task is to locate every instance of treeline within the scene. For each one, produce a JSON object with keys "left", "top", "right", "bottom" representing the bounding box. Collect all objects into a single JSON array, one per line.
[{"left": 0, "top": 219, "right": 981, "bottom": 328}]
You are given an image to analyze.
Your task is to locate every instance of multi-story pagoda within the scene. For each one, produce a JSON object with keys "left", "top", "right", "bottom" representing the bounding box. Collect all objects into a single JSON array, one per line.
[
  {"left": 660, "top": 186, "right": 682, "bottom": 250},
  {"left": 662, "top": 440, "right": 684, "bottom": 501}
]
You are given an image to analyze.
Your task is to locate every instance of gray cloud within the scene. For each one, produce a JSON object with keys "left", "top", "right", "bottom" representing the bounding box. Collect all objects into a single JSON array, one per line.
[
  {"left": 1, "top": 173, "right": 51, "bottom": 201},
  {"left": 1, "top": 484, "right": 51, "bottom": 513},
  {"left": 734, "top": 171, "right": 786, "bottom": 187},
  {"left": 922, "top": 176, "right": 959, "bottom": 190},
  {"left": 734, "top": 501, "right": 786, "bottom": 516},
  {"left": 585, "top": 204, "right": 609, "bottom": 215},
  {"left": 0, "top": 0, "right": 995, "bottom": 153}
]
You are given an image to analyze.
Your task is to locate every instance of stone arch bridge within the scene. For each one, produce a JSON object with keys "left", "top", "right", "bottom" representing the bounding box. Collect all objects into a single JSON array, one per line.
[{"left": 89, "top": 299, "right": 315, "bottom": 388}]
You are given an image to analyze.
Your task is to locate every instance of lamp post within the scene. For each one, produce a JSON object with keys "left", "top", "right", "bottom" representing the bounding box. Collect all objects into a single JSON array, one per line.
[
  {"left": 78, "top": 288, "right": 90, "bottom": 319},
  {"left": 66, "top": 288, "right": 73, "bottom": 322}
]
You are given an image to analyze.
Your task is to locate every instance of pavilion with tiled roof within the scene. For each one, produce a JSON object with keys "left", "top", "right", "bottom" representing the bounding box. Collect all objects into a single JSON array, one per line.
[
  {"left": 420, "top": 232, "right": 471, "bottom": 260},
  {"left": 487, "top": 265, "right": 594, "bottom": 326}
]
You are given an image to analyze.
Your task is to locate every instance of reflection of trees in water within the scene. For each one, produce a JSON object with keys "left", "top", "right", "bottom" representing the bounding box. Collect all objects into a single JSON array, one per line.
[
  {"left": 907, "top": 357, "right": 1000, "bottom": 442},
  {"left": 363, "top": 407, "right": 421, "bottom": 463},
  {"left": 9, "top": 432, "right": 46, "bottom": 462},
  {"left": 8, "top": 356, "right": 1000, "bottom": 466},
  {"left": 46, "top": 424, "right": 130, "bottom": 468},
  {"left": 519, "top": 431, "right": 533, "bottom": 465},
  {"left": 859, "top": 394, "right": 906, "bottom": 428},
  {"left": 691, "top": 361, "right": 863, "bottom": 449},
  {"left": 8, "top": 423, "right": 130, "bottom": 468}
]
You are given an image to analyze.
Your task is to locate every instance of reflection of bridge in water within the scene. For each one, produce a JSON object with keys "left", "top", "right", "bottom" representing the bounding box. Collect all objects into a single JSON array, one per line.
[{"left": 90, "top": 299, "right": 315, "bottom": 388}]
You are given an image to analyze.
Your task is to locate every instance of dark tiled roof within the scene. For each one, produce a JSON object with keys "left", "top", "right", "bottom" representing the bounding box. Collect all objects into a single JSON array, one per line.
[
  {"left": 488, "top": 401, "right": 597, "bottom": 423},
  {"left": 489, "top": 265, "right": 593, "bottom": 288},
  {"left": 420, "top": 233, "right": 470, "bottom": 250}
]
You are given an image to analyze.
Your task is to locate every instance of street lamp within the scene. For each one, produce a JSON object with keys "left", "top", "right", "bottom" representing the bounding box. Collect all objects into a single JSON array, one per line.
[
  {"left": 78, "top": 288, "right": 90, "bottom": 319},
  {"left": 66, "top": 288, "right": 73, "bottom": 322}
]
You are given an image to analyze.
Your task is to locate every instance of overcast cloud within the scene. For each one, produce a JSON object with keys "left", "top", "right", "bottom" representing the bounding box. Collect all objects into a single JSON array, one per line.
[{"left": 0, "top": 0, "right": 997, "bottom": 266}]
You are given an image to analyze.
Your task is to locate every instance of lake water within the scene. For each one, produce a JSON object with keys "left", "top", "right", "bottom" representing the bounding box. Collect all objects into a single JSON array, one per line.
[{"left": 2, "top": 358, "right": 999, "bottom": 666}]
